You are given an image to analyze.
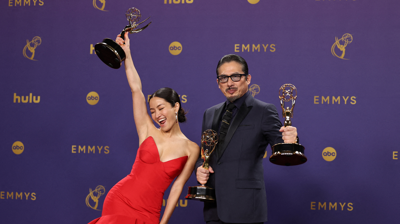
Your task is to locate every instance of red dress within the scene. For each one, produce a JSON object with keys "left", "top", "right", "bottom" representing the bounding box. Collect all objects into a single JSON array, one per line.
[{"left": 89, "top": 136, "right": 188, "bottom": 224}]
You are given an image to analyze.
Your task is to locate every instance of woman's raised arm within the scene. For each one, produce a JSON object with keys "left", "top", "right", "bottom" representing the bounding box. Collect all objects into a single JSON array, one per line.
[{"left": 116, "top": 33, "right": 153, "bottom": 143}]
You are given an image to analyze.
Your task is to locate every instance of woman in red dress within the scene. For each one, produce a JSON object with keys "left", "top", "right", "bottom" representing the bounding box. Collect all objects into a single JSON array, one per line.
[{"left": 89, "top": 33, "right": 199, "bottom": 224}]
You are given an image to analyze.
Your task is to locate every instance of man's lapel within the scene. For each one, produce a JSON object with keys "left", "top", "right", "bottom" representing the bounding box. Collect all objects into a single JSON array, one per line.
[
  {"left": 211, "top": 103, "right": 225, "bottom": 132},
  {"left": 211, "top": 103, "right": 225, "bottom": 158},
  {"left": 218, "top": 96, "right": 254, "bottom": 160}
]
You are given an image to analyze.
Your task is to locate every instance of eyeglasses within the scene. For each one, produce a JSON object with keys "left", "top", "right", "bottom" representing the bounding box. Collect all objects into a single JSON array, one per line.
[{"left": 217, "top": 74, "right": 247, "bottom": 83}]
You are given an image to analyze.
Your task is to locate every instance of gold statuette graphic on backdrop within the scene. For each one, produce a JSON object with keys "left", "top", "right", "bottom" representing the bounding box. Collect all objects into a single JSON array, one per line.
[
  {"left": 95, "top": 7, "right": 151, "bottom": 69},
  {"left": 331, "top": 33, "right": 353, "bottom": 60},
  {"left": 249, "top": 84, "right": 260, "bottom": 97},
  {"left": 186, "top": 129, "right": 218, "bottom": 201},
  {"left": 86, "top": 185, "right": 106, "bottom": 211},
  {"left": 270, "top": 84, "right": 307, "bottom": 166},
  {"left": 23, "top": 36, "right": 42, "bottom": 61}
]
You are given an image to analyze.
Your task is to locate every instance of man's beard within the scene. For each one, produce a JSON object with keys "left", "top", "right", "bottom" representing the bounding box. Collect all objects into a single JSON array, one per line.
[{"left": 225, "top": 87, "right": 240, "bottom": 102}]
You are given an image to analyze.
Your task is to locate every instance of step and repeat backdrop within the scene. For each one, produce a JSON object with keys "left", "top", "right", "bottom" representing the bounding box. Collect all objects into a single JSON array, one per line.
[{"left": 1, "top": 0, "right": 399, "bottom": 223}]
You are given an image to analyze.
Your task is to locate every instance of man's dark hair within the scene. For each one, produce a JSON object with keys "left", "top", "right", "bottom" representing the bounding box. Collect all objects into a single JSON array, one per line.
[{"left": 216, "top": 54, "right": 249, "bottom": 76}]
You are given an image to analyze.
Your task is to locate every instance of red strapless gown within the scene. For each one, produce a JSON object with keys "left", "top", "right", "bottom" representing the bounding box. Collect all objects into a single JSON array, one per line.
[{"left": 89, "top": 136, "right": 188, "bottom": 224}]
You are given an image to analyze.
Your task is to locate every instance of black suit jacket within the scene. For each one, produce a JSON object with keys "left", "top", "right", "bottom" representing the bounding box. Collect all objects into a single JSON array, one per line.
[{"left": 196, "top": 94, "right": 283, "bottom": 223}]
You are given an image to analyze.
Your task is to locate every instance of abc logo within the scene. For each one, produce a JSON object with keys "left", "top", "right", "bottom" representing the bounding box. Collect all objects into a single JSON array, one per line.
[
  {"left": 87, "top": 91, "right": 99, "bottom": 105},
  {"left": 322, "top": 147, "right": 337, "bottom": 162},
  {"left": 248, "top": 0, "right": 260, "bottom": 4},
  {"left": 12, "top": 141, "right": 24, "bottom": 155},
  {"left": 169, "top": 41, "right": 182, "bottom": 55}
]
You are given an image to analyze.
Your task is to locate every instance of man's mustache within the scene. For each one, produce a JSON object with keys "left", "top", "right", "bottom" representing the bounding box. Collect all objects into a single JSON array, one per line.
[{"left": 225, "top": 87, "right": 238, "bottom": 91}]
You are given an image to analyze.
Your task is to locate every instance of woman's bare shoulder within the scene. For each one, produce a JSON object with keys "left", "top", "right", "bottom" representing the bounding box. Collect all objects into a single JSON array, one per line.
[{"left": 186, "top": 139, "right": 199, "bottom": 153}]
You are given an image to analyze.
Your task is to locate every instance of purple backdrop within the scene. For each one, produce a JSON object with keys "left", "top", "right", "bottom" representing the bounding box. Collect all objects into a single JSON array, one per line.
[{"left": 1, "top": 0, "right": 400, "bottom": 223}]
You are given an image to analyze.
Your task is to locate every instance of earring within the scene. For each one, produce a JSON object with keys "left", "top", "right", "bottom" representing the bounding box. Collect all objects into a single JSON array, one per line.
[{"left": 175, "top": 112, "right": 178, "bottom": 123}]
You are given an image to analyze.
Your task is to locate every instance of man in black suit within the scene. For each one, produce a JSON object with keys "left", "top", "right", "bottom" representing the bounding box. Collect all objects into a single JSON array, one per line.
[{"left": 196, "top": 54, "right": 298, "bottom": 224}]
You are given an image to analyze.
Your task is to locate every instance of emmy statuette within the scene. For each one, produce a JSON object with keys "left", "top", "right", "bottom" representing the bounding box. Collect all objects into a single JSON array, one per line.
[
  {"left": 94, "top": 7, "right": 151, "bottom": 69},
  {"left": 185, "top": 130, "right": 218, "bottom": 201},
  {"left": 270, "top": 84, "right": 307, "bottom": 166}
]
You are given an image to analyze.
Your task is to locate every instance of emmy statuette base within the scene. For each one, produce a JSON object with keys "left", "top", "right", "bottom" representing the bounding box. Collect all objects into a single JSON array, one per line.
[
  {"left": 185, "top": 185, "right": 215, "bottom": 201},
  {"left": 270, "top": 143, "right": 307, "bottom": 166},
  {"left": 94, "top": 38, "right": 126, "bottom": 69}
]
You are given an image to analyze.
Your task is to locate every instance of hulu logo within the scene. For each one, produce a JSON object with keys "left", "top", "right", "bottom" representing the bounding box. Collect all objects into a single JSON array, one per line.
[{"left": 13, "top": 93, "right": 40, "bottom": 103}]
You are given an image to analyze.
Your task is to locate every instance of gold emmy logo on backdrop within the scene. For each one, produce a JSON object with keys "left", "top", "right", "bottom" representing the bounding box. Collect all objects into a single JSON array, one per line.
[
  {"left": 169, "top": 42, "right": 182, "bottom": 55},
  {"left": 249, "top": 84, "right": 260, "bottom": 97},
  {"left": 71, "top": 145, "right": 110, "bottom": 154},
  {"left": 234, "top": 44, "right": 276, "bottom": 53},
  {"left": 322, "top": 147, "right": 336, "bottom": 162},
  {"left": 87, "top": 92, "right": 100, "bottom": 105},
  {"left": 0, "top": 191, "right": 36, "bottom": 200},
  {"left": 313, "top": 96, "right": 356, "bottom": 105},
  {"left": 23, "top": 36, "right": 42, "bottom": 61},
  {"left": 12, "top": 141, "right": 24, "bottom": 155},
  {"left": 248, "top": 0, "right": 260, "bottom": 4},
  {"left": 93, "top": 0, "right": 107, "bottom": 11},
  {"left": 86, "top": 185, "right": 106, "bottom": 211},
  {"left": 331, "top": 33, "right": 353, "bottom": 60},
  {"left": 311, "top": 202, "right": 353, "bottom": 211},
  {"left": 8, "top": 0, "right": 44, "bottom": 7}
]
